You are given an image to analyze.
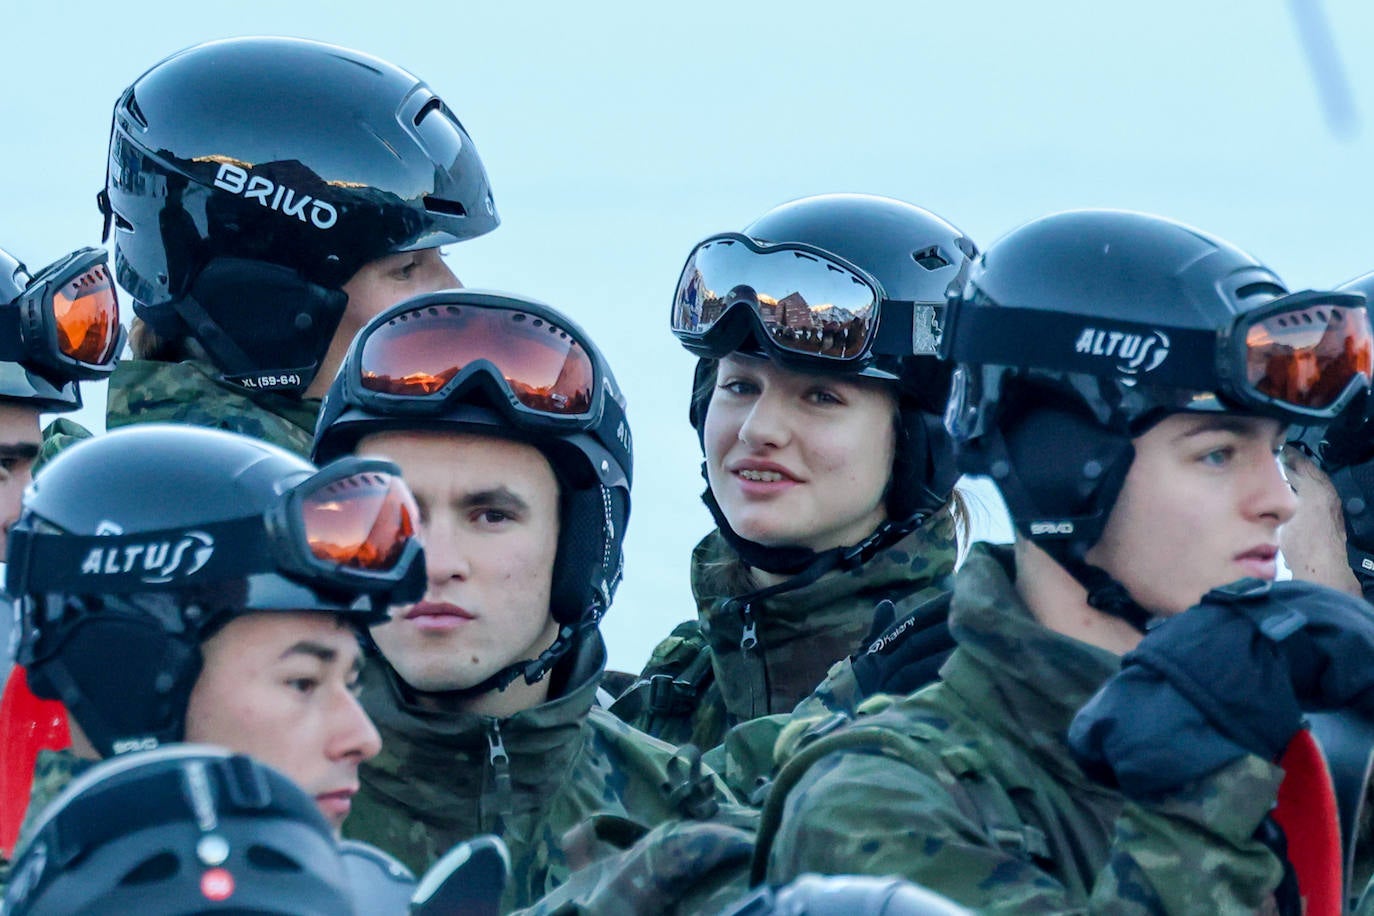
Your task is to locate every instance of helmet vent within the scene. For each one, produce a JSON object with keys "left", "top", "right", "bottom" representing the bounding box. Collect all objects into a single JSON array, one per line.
[
  {"left": 120, "top": 852, "right": 179, "bottom": 885},
  {"left": 1236, "top": 281, "right": 1287, "bottom": 300},
  {"left": 912, "top": 247, "right": 951, "bottom": 271},
  {"left": 425, "top": 197, "right": 468, "bottom": 218},
  {"left": 125, "top": 93, "right": 149, "bottom": 130}
]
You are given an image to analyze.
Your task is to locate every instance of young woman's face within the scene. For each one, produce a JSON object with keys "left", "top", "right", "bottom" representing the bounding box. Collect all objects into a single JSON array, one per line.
[
  {"left": 1086, "top": 413, "right": 1298, "bottom": 616},
  {"left": 184, "top": 613, "right": 380, "bottom": 832},
  {"left": 703, "top": 353, "right": 896, "bottom": 552}
]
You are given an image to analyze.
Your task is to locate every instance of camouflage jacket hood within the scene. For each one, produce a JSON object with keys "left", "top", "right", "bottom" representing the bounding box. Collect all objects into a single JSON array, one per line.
[
  {"left": 105, "top": 358, "right": 321, "bottom": 456},
  {"left": 763, "top": 543, "right": 1289, "bottom": 912},
  {"left": 620, "top": 507, "right": 957, "bottom": 750},
  {"left": 345, "top": 631, "right": 733, "bottom": 911}
]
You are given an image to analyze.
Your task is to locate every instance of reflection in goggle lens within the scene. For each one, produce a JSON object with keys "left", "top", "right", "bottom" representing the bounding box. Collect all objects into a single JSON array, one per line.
[
  {"left": 303, "top": 472, "right": 419, "bottom": 571},
  {"left": 1246, "top": 304, "right": 1374, "bottom": 410},
  {"left": 672, "top": 238, "right": 879, "bottom": 358},
  {"left": 53, "top": 265, "right": 119, "bottom": 366},
  {"left": 359, "top": 305, "right": 596, "bottom": 415}
]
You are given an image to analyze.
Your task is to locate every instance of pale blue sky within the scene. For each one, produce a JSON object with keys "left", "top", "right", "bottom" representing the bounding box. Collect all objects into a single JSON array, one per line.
[{"left": 3, "top": 1, "right": 1371, "bottom": 669}]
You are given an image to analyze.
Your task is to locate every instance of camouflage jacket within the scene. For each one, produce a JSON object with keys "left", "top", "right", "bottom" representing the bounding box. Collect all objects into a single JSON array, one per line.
[
  {"left": 613, "top": 507, "right": 958, "bottom": 751},
  {"left": 0, "top": 749, "right": 93, "bottom": 893},
  {"left": 344, "top": 632, "right": 737, "bottom": 912},
  {"left": 105, "top": 358, "right": 321, "bottom": 456},
  {"left": 759, "top": 543, "right": 1289, "bottom": 914}
]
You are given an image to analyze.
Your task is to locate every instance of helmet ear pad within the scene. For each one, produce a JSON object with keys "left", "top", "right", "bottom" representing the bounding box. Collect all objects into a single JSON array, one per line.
[
  {"left": 549, "top": 484, "right": 629, "bottom": 625},
  {"left": 26, "top": 603, "right": 202, "bottom": 755},
  {"left": 965, "top": 385, "right": 1136, "bottom": 548},
  {"left": 178, "top": 258, "right": 347, "bottom": 389}
]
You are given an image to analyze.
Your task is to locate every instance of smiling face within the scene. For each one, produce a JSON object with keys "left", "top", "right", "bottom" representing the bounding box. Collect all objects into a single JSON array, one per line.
[
  {"left": 1085, "top": 412, "right": 1298, "bottom": 616},
  {"left": 183, "top": 612, "right": 380, "bottom": 832},
  {"left": 357, "top": 430, "right": 563, "bottom": 716},
  {"left": 703, "top": 353, "right": 897, "bottom": 553},
  {"left": 305, "top": 247, "right": 459, "bottom": 398}
]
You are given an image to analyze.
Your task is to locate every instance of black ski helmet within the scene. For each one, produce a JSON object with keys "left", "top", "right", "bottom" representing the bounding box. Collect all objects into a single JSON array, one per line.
[
  {"left": 9, "top": 424, "right": 424, "bottom": 757},
  {"left": 0, "top": 247, "right": 90, "bottom": 411},
  {"left": 681, "top": 193, "right": 975, "bottom": 574},
  {"left": 312, "top": 289, "right": 631, "bottom": 694},
  {"left": 101, "top": 36, "right": 498, "bottom": 393},
  {"left": 3, "top": 746, "right": 356, "bottom": 915},
  {"left": 944, "top": 208, "right": 1366, "bottom": 625}
]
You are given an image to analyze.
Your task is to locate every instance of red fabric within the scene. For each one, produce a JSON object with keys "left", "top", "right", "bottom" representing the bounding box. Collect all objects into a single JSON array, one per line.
[
  {"left": 0, "top": 666, "right": 70, "bottom": 855},
  {"left": 1274, "top": 729, "right": 1343, "bottom": 916}
]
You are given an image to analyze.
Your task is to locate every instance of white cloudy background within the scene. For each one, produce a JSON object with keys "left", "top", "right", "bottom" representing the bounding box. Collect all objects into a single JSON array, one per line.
[{"left": 3, "top": 1, "right": 1371, "bottom": 670}]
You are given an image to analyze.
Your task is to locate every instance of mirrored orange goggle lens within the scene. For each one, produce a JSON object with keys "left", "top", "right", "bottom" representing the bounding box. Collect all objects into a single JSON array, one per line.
[
  {"left": 359, "top": 305, "right": 596, "bottom": 415},
  {"left": 53, "top": 265, "right": 119, "bottom": 365},
  {"left": 1246, "top": 304, "right": 1374, "bottom": 409},
  {"left": 302, "top": 473, "right": 419, "bottom": 571}
]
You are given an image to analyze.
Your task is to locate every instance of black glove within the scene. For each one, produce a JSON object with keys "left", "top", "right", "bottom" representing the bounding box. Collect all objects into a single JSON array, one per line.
[
  {"left": 1069, "top": 580, "right": 1307, "bottom": 799},
  {"left": 850, "top": 594, "right": 956, "bottom": 699}
]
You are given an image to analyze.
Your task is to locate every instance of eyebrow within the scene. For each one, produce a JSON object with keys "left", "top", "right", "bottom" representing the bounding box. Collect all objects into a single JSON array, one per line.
[
  {"left": 280, "top": 638, "right": 365, "bottom": 677},
  {"left": 1172, "top": 415, "right": 1272, "bottom": 440},
  {"left": 457, "top": 487, "right": 530, "bottom": 514},
  {"left": 0, "top": 444, "right": 40, "bottom": 462}
]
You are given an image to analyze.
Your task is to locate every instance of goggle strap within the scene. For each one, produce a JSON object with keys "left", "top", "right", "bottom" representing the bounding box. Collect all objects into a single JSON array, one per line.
[
  {"left": 946, "top": 306, "right": 1218, "bottom": 389},
  {"left": 867, "top": 300, "right": 943, "bottom": 357},
  {"left": 17, "top": 519, "right": 276, "bottom": 593},
  {"left": 0, "top": 309, "right": 28, "bottom": 363}
]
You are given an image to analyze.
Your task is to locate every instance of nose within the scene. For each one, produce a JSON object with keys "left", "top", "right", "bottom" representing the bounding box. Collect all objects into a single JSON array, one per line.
[
  {"left": 330, "top": 689, "right": 382, "bottom": 763},
  {"left": 1255, "top": 449, "right": 1300, "bottom": 527},
  {"left": 422, "top": 516, "right": 471, "bottom": 589},
  {"left": 737, "top": 390, "right": 792, "bottom": 450}
]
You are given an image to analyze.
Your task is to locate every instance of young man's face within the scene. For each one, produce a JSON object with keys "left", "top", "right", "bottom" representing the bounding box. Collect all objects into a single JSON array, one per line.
[
  {"left": 357, "top": 430, "right": 562, "bottom": 697},
  {"left": 0, "top": 402, "right": 42, "bottom": 556},
  {"left": 1086, "top": 413, "right": 1297, "bottom": 616},
  {"left": 304, "top": 248, "right": 458, "bottom": 399},
  {"left": 183, "top": 612, "right": 380, "bottom": 831}
]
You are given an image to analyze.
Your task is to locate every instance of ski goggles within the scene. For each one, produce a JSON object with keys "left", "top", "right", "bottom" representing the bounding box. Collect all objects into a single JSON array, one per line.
[
  {"left": 341, "top": 290, "right": 608, "bottom": 430},
  {"left": 10, "top": 457, "right": 424, "bottom": 604},
  {"left": 946, "top": 289, "right": 1374, "bottom": 423},
  {"left": 670, "top": 233, "right": 952, "bottom": 366},
  {"left": 0, "top": 247, "right": 123, "bottom": 381}
]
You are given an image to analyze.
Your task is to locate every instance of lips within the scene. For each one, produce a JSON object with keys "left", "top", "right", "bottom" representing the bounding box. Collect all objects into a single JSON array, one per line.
[
  {"left": 314, "top": 788, "right": 356, "bottom": 824},
  {"left": 1235, "top": 544, "right": 1280, "bottom": 579},
  {"left": 729, "top": 460, "right": 800, "bottom": 484},
  {"left": 405, "top": 602, "right": 475, "bottom": 621}
]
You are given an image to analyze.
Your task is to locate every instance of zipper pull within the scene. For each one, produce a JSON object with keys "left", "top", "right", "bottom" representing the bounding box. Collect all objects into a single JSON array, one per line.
[
  {"left": 483, "top": 720, "right": 513, "bottom": 829},
  {"left": 739, "top": 602, "right": 758, "bottom": 652}
]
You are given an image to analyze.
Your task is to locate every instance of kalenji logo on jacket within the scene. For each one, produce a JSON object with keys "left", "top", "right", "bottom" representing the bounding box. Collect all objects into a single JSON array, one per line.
[
  {"left": 1074, "top": 326, "right": 1171, "bottom": 375},
  {"left": 212, "top": 163, "right": 338, "bottom": 230},
  {"left": 80, "top": 531, "right": 216, "bottom": 584}
]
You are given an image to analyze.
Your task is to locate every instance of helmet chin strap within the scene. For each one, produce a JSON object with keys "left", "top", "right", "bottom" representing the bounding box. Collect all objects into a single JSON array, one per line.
[
  {"left": 1048, "top": 545, "right": 1155, "bottom": 633},
  {"left": 397, "top": 617, "right": 598, "bottom": 704}
]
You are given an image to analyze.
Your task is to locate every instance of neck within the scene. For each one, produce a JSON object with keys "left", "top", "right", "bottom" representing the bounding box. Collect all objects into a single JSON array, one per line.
[
  {"left": 1012, "top": 538, "right": 1143, "bottom": 656},
  {"left": 66, "top": 715, "right": 102, "bottom": 761},
  {"left": 416, "top": 670, "right": 555, "bottom": 718}
]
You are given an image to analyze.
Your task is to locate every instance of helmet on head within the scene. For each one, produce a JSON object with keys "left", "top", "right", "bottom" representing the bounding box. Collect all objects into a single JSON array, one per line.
[
  {"left": 3, "top": 746, "right": 356, "bottom": 915},
  {"left": 673, "top": 193, "right": 975, "bottom": 575},
  {"left": 9, "top": 424, "right": 425, "bottom": 757},
  {"left": 312, "top": 289, "right": 632, "bottom": 694},
  {"left": 102, "top": 36, "right": 498, "bottom": 394},
  {"left": 0, "top": 244, "right": 125, "bottom": 411},
  {"left": 944, "top": 208, "right": 1373, "bottom": 626},
  {"left": 1289, "top": 269, "right": 1374, "bottom": 595}
]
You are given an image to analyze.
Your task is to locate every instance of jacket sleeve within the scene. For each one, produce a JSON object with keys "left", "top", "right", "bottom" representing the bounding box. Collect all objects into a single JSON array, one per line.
[{"left": 765, "top": 745, "right": 1285, "bottom": 914}]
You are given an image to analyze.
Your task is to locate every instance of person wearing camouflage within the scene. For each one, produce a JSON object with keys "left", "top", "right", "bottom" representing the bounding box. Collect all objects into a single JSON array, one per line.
[
  {"left": 613, "top": 194, "right": 975, "bottom": 752},
  {"left": 98, "top": 36, "right": 498, "bottom": 455},
  {"left": 760, "top": 210, "right": 1374, "bottom": 913},
  {"left": 312, "top": 290, "right": 737, "bottom": 910}
]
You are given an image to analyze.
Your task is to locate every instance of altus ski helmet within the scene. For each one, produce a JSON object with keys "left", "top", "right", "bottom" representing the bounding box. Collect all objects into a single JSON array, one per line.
[
  {"left": 0, "top": 244, "right": 124, "bottom": 410},
  {"left": 672, "top": 193, "right": 975, "bottom": 575},
  {"left": 3, "top": 746, "right": 356, "bottom": 915},
  {"left": 9, "top": 424, "right": 426, "bottom": 757},
  {"left": 312, "top": 289, "right": 632, "bottom": 694},
  {"left": 101, "top": 36, "right": 498, "bottom": 394},
  {"left": 943, "top": 209, "right": 1373, "bottom": 628}
]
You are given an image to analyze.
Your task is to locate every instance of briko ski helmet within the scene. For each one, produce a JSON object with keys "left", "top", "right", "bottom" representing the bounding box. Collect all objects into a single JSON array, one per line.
[
  {"left": 671, "top": 193, "right": 976, "bottom": 575},
  {"left": 312, "top": 289, "right": 632, "bottom": 695},
  {"left": 0, "top": 244, "right": 124, "bottom": 411},
  {"left": 2, "top": 746, "right": 356, "bottom": 915},
  {"left": 9, "top": 424, "right": 426, "bottom": 757},
  {"left": 101, "top": 36, "right": 498, "bottom": 394},
  {"left": 1288, "top": 269, "right": 1374, "bottom": 600},
  {"left": 943, "top": 208, "right": 1374, "bottom": 628}
]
